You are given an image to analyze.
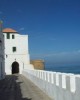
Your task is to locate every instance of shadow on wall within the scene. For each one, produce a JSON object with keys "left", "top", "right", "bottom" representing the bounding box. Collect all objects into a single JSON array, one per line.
[{"left": 0, "top": 75, "right": 32, "bottom": 100}]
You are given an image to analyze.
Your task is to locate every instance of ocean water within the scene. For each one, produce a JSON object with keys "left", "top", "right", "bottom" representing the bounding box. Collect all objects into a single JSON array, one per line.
[{"left": 45, "top": 65, "right": 80, "bottom": 74}]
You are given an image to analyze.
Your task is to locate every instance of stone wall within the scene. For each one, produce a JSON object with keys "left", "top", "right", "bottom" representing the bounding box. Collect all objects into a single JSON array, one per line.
[{"left": 30, "top": 60, "right": 45, "bottom": 70}]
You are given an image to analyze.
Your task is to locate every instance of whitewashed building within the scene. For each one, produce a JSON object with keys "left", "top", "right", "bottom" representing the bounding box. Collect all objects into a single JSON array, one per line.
[
  {"left": 0, "top": 21, "right": 5, "bottom": 79},
  {"left": 3, "top": 28, "right": 34, "bottom": 75}
]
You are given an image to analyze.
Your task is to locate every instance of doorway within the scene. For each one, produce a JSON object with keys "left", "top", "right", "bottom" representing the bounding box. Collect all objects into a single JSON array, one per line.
[{"left": 12, "top": 61, "right": 19, "bottom": 74}]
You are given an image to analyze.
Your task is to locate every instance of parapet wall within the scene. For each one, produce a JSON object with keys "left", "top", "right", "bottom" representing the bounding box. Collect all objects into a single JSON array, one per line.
[{"left": 22, "top": 69, "right": 80, "bottom": 100}]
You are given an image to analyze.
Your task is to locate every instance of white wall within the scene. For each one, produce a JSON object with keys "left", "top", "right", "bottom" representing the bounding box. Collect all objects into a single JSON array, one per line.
[
  {"left": 22, "top": 69, "right": 80, "bottom": 100},
  {"left": 4, "top": 33, "right": 29, "bottom": 55},
  {"left": 4, "top": 32, "right": 34, "bottom": 74}
]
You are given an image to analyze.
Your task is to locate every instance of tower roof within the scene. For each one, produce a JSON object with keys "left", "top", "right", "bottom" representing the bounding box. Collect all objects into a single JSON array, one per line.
[{"left": 3, "top": 28, "right": 17, "bottom": 33}]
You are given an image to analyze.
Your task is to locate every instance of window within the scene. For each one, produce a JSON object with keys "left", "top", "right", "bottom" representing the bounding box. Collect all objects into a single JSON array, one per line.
[
  {"left": 12, "top": 47, "right": 16, "bottom": 52},
  {"left": 6, "top": 33, "right": 10, "bottom": 39},
  {"left": 12, "top": 35, "right": 15, "bottom": 39}
]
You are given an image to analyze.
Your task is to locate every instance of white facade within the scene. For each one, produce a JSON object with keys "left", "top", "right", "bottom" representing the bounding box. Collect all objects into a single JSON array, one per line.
[
  {"left": 0, "top": 21, "right": 5, "bottom": 79},
  {"left": 3, "top": 28, "right": 33, "bottom": 75}
]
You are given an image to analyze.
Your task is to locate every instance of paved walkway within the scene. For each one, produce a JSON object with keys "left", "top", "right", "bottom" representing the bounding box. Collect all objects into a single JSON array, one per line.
[{"left": 0, "top": 74, "right": 52, "bottom": 100}]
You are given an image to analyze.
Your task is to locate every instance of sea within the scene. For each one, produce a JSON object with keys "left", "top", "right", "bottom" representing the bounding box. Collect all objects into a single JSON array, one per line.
[{"left": 45, "top": 64, "right": 80, "bottom": 74}]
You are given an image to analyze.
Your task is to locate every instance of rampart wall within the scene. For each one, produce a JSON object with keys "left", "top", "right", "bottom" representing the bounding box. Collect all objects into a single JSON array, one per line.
[{"left": 22, "top": 69, "right": 80, "bottom": 100}]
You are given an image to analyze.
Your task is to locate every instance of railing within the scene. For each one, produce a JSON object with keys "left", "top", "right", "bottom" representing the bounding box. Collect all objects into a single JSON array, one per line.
[{"left": 22, "top": 69, "right": 80, "bottom": 100}]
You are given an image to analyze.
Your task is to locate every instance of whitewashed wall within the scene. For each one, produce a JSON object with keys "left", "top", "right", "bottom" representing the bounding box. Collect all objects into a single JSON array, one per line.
[{"left": 22, "top": 69, "right": 80, "bottom": 100}]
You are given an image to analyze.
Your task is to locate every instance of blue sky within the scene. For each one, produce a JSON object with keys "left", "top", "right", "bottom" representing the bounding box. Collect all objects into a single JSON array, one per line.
[{"left": 0, "top": 0, "right": 80, "bottom": 66}]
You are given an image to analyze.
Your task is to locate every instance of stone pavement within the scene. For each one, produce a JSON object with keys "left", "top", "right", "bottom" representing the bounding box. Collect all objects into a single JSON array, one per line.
[{"left": 0, "top": 74, "right": 52, "bottom": 100}]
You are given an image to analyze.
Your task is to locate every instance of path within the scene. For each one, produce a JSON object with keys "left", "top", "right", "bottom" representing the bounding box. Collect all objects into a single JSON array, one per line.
[{"left": 0, "top": 74, "right": 52, "bottom": 100}]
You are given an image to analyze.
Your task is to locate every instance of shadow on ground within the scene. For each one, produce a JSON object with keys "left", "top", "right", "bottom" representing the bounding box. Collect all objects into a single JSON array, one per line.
[{"left": 0, "top": 75, "right": 32, "bottom": 100}]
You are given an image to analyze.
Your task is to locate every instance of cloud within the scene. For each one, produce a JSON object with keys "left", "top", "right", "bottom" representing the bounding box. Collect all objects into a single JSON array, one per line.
[
  {"left": 19, "top": 27, "right": 25, "bottom": 31},
  {"left": 34, "top": 52, "right": 68, "bottom": 58},
  {"left": 0, "top": 11, "right": 3, "bottom": 14},
  {"left": 31, "top": 50, "right": 80, "bottom": 66},
  {"left": 49, "top": 38, "right": 56, "bottom": 41},
  {"left": 77, "top": 50, "right": 80, "bottom": 53},
  {"left": 30, "top": 32, "right": 56, "bottom": 41},
  {"left": 44, "top": 50, "right": 80, "bottom": 57},
  {"left": 31, "top": 50, "right": 80, "bottom": 60}
]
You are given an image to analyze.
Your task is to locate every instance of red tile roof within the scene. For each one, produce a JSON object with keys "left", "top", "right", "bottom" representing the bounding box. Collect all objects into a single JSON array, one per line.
[{"left": 3, "top": 28, "right": 17, "bottom": 33}]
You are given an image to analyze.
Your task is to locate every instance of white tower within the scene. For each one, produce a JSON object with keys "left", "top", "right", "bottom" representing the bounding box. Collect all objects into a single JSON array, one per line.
[{"left": 3, "top": 28, "right": 34, "bottom": 75}]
